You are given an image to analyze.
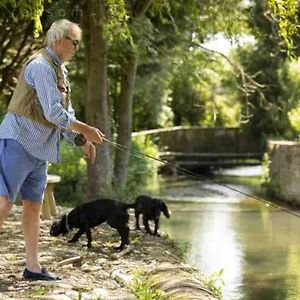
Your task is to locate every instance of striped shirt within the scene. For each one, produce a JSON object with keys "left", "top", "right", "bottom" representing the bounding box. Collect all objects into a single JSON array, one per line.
[{"left": 0, "top": 47, "right": 77, "bottom": 163}]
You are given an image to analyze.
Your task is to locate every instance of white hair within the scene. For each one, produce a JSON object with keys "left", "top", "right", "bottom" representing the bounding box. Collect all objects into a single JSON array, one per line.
[{"left": 45, "top": 19, "right": 82, "bottom": 47}]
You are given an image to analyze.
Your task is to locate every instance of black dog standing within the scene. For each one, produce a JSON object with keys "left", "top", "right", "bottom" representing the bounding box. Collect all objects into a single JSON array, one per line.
[
  {"left": 134, "top": 195, "right": 171, "bottom": 236},
  {"left": 50, "top": 199, "right": 134, "bottom": 251}
]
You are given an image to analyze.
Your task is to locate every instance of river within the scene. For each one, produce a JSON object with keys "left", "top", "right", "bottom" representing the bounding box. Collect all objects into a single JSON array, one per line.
[{"left": 159, "top": 166, "right": 300, "bottom": 300}]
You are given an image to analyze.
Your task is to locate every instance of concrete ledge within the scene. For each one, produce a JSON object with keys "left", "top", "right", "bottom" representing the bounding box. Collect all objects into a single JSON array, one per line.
[{"left": 267, "top": 140, "right": 300, "bottom": 205}]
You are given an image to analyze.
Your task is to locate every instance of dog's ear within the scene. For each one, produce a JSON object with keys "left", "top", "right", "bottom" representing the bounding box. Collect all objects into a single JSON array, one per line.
[
  {"left": 161, "top": 202, "right": 171, "bottom": 218},
  {"left": 50, "top": 221, "right": 62, "bottom": 236}
]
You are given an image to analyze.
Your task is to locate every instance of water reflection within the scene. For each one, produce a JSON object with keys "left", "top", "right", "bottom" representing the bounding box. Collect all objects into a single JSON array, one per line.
[{"left": 159, "top": 167, "right": 300, "bottom": 300}]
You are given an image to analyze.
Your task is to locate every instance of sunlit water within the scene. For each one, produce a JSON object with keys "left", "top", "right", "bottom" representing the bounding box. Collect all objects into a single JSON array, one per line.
[{"left": 159, "top": 166, "right": 300, "bottom": 300}]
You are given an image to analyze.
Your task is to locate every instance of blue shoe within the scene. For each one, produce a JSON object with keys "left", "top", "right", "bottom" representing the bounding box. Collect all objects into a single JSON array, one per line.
[{"left": 23, "top": 267, "right": 61, "bottom": 281}]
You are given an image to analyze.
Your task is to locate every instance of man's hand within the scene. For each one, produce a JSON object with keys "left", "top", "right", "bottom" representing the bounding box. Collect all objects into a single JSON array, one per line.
[
  {"left": 82, "top": 126, "right": 105, "bottom": 144},
  {"left": 81, "top": 141, "right": 96, "bottom": 163},
  {"left": 68, "top": 121, "right": 105, "bottom": 144}
]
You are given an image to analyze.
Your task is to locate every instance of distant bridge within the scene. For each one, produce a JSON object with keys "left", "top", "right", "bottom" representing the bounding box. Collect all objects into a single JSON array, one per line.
[{"left": 132, "top": 126, "right": 265, "bottom": 172}]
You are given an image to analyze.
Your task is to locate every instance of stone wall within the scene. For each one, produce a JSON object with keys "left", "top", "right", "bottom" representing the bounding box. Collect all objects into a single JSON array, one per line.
[{"left": 268, "top": 140, "right": 300, "bottom": 205}]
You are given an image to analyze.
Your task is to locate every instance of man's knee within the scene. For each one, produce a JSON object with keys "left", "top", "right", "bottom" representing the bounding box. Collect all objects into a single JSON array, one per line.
[
  {"left": 22, "top": 200, "right": 42, "bottom": 214},
  {"left": 0, "top": 195, "right": 13, "bottom": 211}
]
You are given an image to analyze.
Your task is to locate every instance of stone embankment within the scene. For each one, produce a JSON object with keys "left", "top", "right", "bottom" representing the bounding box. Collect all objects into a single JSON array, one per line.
[
  {"left": 0, "top": 205, "right": 218, "bottom": 300},
  {"left": 268, "top": 141, "right": 300, "bottom": 206}
]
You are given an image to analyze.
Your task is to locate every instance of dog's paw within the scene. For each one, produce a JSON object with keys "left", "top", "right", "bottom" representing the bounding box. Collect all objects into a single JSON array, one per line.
[{"left": 114, "top": 245, "right": 124, "bottom": 251}]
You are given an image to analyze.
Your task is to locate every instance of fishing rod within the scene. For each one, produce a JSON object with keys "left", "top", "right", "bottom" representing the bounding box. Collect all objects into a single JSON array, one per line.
[{"left": 102, "top": 137, "right": 300, "bottom": 219}]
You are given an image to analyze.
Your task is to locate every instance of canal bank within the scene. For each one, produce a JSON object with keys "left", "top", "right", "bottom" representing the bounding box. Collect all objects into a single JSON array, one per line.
[
  {"left": 267, "top": 140, "right": 300, "bottom": 206},
  {"left": 0, "top": 205, "right": 218, "bottom": 300}
]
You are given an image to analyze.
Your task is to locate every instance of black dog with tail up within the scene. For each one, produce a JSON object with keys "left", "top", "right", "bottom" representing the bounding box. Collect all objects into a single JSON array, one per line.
[
  {"left": 134, "top": 195, "right": 171, "bottom": 236},
  {"left": 50, "top": 198, "right": 135, "bottom": 251}
]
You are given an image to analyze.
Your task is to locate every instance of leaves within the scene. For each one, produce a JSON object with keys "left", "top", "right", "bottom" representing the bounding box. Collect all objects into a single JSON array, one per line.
[
  {"left": 0, "top": 0, "right": 45, "bottom": 36},
  {"left": 267, "top": 0, "right": 300, "bottom": 57}
]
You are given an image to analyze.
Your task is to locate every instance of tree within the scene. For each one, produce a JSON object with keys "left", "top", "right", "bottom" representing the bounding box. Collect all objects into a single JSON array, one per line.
[
  {"left": 113, "top": 0, "right": 155, "bottom": 197},
  {"left": 232, "top": 0, "right": 299, "bottom": 139},
  {"left": 83, "top": 0, "right": 113, "bottom": 199},
  {"left": 0, "top": 1, "right": 46, "bottom": 110}
]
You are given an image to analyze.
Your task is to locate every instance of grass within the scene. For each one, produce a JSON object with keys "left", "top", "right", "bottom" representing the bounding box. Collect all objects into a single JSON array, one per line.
[
  {"left": 130, "top": 271, "right": 166, "bottom": 300},
  {"left": 200, "top": 269, "right": 224, "bottom": 299}
]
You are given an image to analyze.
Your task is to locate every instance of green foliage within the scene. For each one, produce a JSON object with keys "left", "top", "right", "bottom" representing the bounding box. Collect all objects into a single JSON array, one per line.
[
  {"left": 48, "top": 141, "right": 87, "bottom": 206},
  {"left": 288, "top": 106, "right": 300, "bottom": 137},
  {"left": 122, "top": 135, "right": 160, "bottom": 201},
  {"left": 170, "top": 50, "right": 241, "bottom": 127},
  {"left": 133, "top": 62, "right": 173, "bottom": 131},
  {"left": 104, "top": 0, "right": 132, "bottom": 44},
  {"left": 267, "top": 0, "right": 300, "bottom": 57},
  {"left": 284, "top": 58, "right": 300, "bottom": 138},
  {"left": 261, "top": 152, "right": 283, "bottom": 199},
  {"left": 232, "top": 7, "right": 295, "bottom": 139},
  {"left": 169, "top": 240, "right": 190, "bottom": 260},
  {"left": 28, "top": 285, "right": 49, "bottom": 298},
  {"left": 200, "top": 269, "right": 224, "bottom": 299},
  {"left": 130, "top": 271, "right": 166, "bottom": 300},
  {"left": 0, "top": 0, "right": 45, "bottom": 36}
]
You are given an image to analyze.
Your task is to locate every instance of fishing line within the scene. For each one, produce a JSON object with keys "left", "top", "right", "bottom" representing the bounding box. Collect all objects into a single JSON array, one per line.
[{"left": 103, "top": 137, "right": 300, "bottom": 219}]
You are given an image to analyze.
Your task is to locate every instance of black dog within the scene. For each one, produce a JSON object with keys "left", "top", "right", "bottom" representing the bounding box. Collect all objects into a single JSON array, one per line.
[
  {"left": 50, "top": 198, "right": 134, "bottom": 251},
  {"left": 134, "top": 195, "right": 170, "bottom": 236}
]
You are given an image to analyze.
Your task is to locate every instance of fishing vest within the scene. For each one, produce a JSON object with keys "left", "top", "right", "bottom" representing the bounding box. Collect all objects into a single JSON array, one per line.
[{"left": 7, "top": 49, "right": 71, "bottom": 128}]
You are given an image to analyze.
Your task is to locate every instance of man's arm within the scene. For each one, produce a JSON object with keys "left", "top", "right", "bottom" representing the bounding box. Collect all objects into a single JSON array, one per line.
[
  {"left": 25, "top": 59, "right": 76, "bottom": 129},
  {"left": 25, "top": 59, "right": 104, "bottom": 144},
  {"left": 67, "top": 120, "right": 104, "bottom": 144}
]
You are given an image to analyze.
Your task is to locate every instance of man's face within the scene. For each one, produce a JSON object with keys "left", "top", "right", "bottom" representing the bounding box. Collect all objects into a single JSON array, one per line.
[{"left": 60, "top": 31, "right": 80, "bottom": 62}]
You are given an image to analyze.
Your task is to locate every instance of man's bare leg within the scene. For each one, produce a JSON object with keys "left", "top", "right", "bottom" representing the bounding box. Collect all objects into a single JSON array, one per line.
[
  {"left": 0, "top": 195, "right": 13, "bottom": 229},
  {"left": 22, "top": 200, "right": 42, "bottom": 273}
]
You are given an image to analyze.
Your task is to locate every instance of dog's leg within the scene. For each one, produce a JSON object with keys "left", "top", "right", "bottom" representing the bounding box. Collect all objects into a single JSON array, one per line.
[
  {"left": 85, "top": 227, "right": 93, "bottom": 248},
  {"left": 68, "top": 228, "right": 84, "bottom": 243},
  {"left": 135, "top": 210, "right": 140, "bottom": 230},
  {"left": 143, "top": 215, "right": 152, "bottom": 235},
  {"left": 153, "top": 218, "right": 160, "bottom": 236},
  {"left": 114, "top": 226, "right": 129, "bottom": 251}
]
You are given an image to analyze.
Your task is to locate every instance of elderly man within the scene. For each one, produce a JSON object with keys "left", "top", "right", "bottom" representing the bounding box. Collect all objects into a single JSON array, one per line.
[{"left": 0, "top": 19, "right": 103, "bottom": 280}]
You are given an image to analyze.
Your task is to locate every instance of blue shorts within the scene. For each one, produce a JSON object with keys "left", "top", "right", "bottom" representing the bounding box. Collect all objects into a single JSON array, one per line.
[{"left": 0, "top": 139, "right": 47, "bottom": 203}]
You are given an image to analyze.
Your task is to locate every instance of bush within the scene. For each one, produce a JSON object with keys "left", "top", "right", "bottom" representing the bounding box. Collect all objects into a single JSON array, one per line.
[
  {"left": 122, "top": 135, "right": 160, "bottom": 201},
  {"left": 48, "top": 141, "right": 87, "bottom": 206},
  {"left": 49, "top": 137, "right": 159, "bottom": 206}
]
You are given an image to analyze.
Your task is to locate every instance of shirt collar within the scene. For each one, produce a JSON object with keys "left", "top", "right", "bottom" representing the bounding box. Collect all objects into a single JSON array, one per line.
[{"left": 45, "top": 47, "right": 61, "bottom": 65}]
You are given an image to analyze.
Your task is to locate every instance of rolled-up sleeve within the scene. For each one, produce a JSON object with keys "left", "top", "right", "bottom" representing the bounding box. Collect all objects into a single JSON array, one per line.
[
  {"left": 61, "top": 129, "right": 77, "bottom": 146},
  {"left": 24, "top": 59, "right": 76, "bottom": 129}
]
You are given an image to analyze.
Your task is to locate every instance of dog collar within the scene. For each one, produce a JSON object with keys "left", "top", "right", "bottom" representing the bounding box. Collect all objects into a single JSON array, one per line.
[{"left": 65, "top": 214, "right": 70, "bottom": 231}]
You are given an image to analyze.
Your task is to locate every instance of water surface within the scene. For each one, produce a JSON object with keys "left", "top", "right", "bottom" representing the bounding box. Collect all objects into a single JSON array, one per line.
[{"left": 159, "top": 166, "right": 300, "bottom": 300}]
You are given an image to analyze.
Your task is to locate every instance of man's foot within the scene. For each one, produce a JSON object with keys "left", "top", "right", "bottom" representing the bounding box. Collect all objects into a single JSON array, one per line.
[{"left": 23, "top": 267, "right": 61, "bottom": 281}]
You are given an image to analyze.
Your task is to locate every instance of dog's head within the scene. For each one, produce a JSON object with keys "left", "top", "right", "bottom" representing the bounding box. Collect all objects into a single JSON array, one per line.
[
  {"left": 156, "top": 199, "right": 171, "bottom": 219},
  {"left": 50, "top": 215, "right": 69, "bottom": 236}
]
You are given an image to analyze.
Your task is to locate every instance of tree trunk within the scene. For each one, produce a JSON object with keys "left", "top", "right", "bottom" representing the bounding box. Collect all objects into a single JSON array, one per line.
[
  {"left": 113, "top": 57, "right": 138, "bottom": 196},
  {"left": 85, "top": 0, "right": 112, "bottom": 200},
  {"left": 113, "top": 0, "right": 153, "bottom": 197}
]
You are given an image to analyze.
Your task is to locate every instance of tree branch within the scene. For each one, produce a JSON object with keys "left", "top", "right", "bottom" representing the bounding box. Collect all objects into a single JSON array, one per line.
[
  {"left": 132, "top": 0, "right": 153, "bottom": 18},
  {"left": 196, "top": 43, "right": 267, "bottom": 110}
]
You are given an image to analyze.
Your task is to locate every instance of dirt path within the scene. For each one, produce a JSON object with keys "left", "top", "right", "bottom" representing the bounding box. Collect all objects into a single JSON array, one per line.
[{"left": 0, "top": 205, "right": 218, "bottom": 300}]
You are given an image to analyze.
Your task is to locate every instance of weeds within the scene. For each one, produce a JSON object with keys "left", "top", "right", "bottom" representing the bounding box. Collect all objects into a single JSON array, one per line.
[
  {"left": 200, "top": 269, "right": 224, "bottom": 299},
  {"left": 130, "top": 271, "right": 166, "bottom": 300}
]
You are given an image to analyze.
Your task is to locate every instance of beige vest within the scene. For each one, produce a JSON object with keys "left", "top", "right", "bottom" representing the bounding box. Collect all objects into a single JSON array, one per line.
[{"left": 7, "top": 49, "right": 70, "bottom": 128}]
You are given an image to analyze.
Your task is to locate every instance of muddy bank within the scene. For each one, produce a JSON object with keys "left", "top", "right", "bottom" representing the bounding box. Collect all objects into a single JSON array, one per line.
[{"left": 0, "top": 205, "right": 218, "bottom": 300}]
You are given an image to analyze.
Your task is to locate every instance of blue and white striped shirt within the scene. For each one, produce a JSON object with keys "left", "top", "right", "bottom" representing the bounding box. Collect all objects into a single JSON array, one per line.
[{"left": 0, "top": 47, "right": 77, "bottom": 163}]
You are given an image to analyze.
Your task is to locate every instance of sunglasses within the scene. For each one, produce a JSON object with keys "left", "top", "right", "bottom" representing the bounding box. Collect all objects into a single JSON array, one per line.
[{"left": 65, "top": 36, "right": 80, "bottom": 50}]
